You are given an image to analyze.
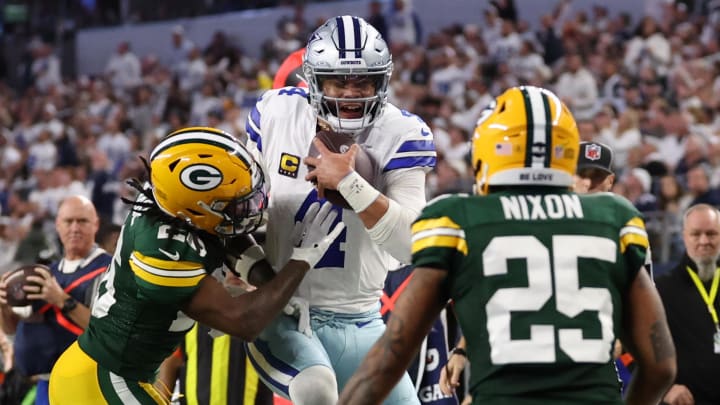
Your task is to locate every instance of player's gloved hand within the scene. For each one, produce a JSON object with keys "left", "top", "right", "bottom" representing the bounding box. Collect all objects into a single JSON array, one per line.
[
  {"left": 289, "top": 201, "right": 345, "bottom": 268},
  {"left": 283, "top": 297, "right": 311, "bottom": 337}
]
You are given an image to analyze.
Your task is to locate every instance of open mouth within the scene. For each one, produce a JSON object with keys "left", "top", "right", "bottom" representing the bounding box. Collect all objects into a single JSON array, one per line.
[{"left": 339, "top": 103, "right": 364, "bottom": 119}]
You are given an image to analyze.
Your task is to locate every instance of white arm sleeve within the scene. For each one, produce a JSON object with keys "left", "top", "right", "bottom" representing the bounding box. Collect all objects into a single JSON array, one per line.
[{"left": 366, "top": 169, "right": 428, "bottom": 264}]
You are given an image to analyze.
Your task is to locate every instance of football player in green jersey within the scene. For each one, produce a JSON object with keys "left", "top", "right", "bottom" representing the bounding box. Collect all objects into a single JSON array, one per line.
[
  {"left": 48, "top": 127, "right": 345, "bottom": 405},
  {"left": 339, "top": 86, "right": 676, "bottom": 405}
]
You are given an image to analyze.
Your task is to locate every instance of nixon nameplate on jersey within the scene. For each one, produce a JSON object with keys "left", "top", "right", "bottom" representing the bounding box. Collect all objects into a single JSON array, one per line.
[{"left": 500, "top": 194, "right": 584, "bottom": 220}]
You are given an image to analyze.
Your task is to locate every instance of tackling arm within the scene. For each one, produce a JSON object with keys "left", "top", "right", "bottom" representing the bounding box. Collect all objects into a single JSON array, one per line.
[
  {"left": 184, "top": 259, "right": 310, "bottom": 342},
  {"left": 224, "top": 233, "right": 276, "bottom": 287}
]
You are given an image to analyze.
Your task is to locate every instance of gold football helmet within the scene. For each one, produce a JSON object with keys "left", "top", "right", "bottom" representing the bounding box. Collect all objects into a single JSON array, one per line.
[
  {"left": 472, "top": 86, "right": 579, "bottom": 194},
  {"left": 149, "top": 127, "right": 268, "bottom": 236}
]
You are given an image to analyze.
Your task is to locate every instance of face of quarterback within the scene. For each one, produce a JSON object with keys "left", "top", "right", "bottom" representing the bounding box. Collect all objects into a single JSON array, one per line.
[{"left": 321, "top": 76, "right": 378, "bottom": 121}]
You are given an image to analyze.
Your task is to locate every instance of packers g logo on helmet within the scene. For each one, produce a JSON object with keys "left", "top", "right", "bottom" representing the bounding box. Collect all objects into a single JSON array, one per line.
[
  {"left": 180, "top": 164, "right": 223, "bottom": 191},
  {"left": 149, "top": 127, "right": 268, "bottom": 236},
  {"left": 471, "top": 86, "right": 579, "bottom": 195}
]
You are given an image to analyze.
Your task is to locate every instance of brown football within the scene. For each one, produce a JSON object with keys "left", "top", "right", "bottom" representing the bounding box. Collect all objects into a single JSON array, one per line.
[
  {"left": 4, "top": 264, "right": 48, "bottom": 307},
  {"left": 307, "top": 130, "right": 377, "bottom": 209}
]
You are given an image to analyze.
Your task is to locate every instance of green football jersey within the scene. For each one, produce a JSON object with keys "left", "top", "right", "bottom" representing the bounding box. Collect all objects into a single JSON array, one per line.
[
  {"left": 412, "top": 190, "right": 648, "bottom": 405},
  {"left": 79, "top": 209, "right": 226, "bottom": 382}
]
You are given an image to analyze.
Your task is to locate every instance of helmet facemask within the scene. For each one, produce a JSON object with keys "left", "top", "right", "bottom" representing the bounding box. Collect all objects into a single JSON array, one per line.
[
  {"left": 204, "top": 179, "right": 268, "bottom": 236},
  {"left": 312, "top": 73, "right": 389, "bottom": 134}
]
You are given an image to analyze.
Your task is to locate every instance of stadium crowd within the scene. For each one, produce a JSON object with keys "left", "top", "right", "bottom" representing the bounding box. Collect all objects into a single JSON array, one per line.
[{"left": 3, "top": 0, "right": 720, "bottom": 275}]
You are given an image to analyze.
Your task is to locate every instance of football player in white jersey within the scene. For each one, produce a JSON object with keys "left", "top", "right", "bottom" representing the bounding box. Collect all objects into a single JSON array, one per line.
[{"left": 244, "top": 15, "right": 436, "bottom": 405}]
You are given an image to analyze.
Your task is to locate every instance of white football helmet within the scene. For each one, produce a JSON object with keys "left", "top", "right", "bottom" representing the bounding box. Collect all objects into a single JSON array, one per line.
[{"left": 303, "top": 16, "right": 393, "bottom": 135}]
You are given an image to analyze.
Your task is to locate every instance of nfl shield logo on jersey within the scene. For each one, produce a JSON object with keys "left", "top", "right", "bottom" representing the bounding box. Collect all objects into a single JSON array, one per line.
[{"left": 584, "top": 144, "right": 602, "bottom": 161}]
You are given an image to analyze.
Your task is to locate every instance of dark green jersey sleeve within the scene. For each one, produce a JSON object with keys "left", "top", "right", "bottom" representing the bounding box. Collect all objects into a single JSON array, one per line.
[
  {"left": 411, "top": 196, "right": 468, "bottom": 271},
  {"left": 610, "top": 194, "right": 650, "bottom": 281},
  {"left": 129, "top": 216, "right": 225, "bottom": 305}
]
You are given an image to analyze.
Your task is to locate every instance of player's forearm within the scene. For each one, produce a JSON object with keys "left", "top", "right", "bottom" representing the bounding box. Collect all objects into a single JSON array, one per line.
[
  {"left": 229, "top": 259, "right": 310, "bottom": 340},
  {"left": 363, "top": 198, "right": 417, "bottom": 263}
]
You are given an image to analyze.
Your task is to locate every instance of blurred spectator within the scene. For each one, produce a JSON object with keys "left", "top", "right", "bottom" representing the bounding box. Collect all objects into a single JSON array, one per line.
[
  {"left": 620, "top": 167, "right": 659, "bottom": 213},
  {"left": 658, "top": 174, "right": 686, "bottom": 216},
  {"left": 27, "top": 130, "right": 58, "bottom": 172},
  {"left": 674, "top": 134, "right": 710, "bottom": 179},
  {"left": 189, "top": 82, "right": 222, "bottom": 126},
  {"left": 577, "top": 119, "right": 600, "bottom": 142},
  {"left": 427, "top": 157, "right": 471, "bottom": 198},
  {"left": 490, "top": 0, "right": 517, "bottom": 22},
  {"left": 508, "top": 39, "right": 551, "bottom": 83},
  {"left": 387, "top": 0, "right": 422, "bottom": 49},
  {"left": 624, "top": 16, "right": 671, "bottom": 77},
  {"left": 203, "top": 30, "right": 239, "bottom": 72},
  {"left": 488, "top": 19, "right": 521, "bottom": 65},
  {"left": 598, "top": 108, "right": 643, "bottom": 171},
  {"left": 679, "top": 163, "right": 720, "bottom": 213},
  {"left": 87, "top": 151, "right": 120, "bottom": 225},
  {"left": 104, "top": 41, "right": 142, "bottom": 96},
  {"left": 366, "top": 0, "right": 388, "bottom": 40},
  {"left": 96, "top": 119, "right": 132, "bottom": 173},
  {"left": 127, "top": 85, "right": 156, "bottom": 145},
  {"left": 29, "top": 42, "right": 61, "bottom": 94},
  {"left": 96, "top": 222, "right": 121, "bottom": 254},
  {"left": 536, "top": 14, "right": 564, "bottom": 66},
  {"left": 168, "top": 25, "right": 195, "bottom": 69},
  {"left": 0, "top": 217, "right": 24, "bottom": 271},
  {"left": 177, "top": 47, "right": 207, "bottom": 94},
  {"left": 428, "top": 48, "right": 469, "bottom": 101},
  {"left": 0, "top": 133, "right": 22, "bottom": 184},
  {"left": 599, "top": 59, "right": 625, "bottom": 109},
  {"left": 554, "top": 52, "right": 599, "bottom": 120},
  {"left": 481, "top": 7, "right": 503, "bottom": 49},
  {"left": 265, "top": 19, "right": 303, "bottom": 61}
]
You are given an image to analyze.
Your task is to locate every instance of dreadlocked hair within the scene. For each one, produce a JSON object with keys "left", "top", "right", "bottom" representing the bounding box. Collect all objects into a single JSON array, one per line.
[{"left": 121, "top": 155, "right": 206, "bottom": 247}]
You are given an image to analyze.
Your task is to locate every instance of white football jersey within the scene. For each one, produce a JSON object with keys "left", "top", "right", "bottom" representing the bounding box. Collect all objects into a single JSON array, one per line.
[{"left": 246, "top": 87, "right": 436, "bottom": 313}]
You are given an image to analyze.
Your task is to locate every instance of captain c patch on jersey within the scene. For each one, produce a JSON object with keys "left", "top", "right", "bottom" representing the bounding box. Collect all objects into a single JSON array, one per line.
[{"left": 279, "top": 152, "right": 301, "bottom": 178}]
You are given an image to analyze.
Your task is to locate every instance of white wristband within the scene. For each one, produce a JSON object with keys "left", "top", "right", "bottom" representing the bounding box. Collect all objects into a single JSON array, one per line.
[
  {"left": 337, "top": 171, "right": 380, "bottom": 213},
  {"left": 231, "top": 244, "right": 265, "bottom": 280}
]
